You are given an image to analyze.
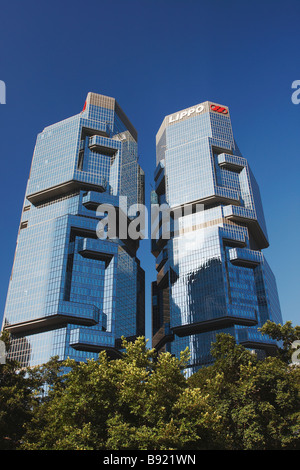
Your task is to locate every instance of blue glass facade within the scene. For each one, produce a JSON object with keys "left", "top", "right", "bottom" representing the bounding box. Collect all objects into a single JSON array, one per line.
[
  {"left": 2, "top": 93, "right": 145, "bottom": 367},
  {"left": 152, "top": 101, "right": 282, "bottom": 374}
]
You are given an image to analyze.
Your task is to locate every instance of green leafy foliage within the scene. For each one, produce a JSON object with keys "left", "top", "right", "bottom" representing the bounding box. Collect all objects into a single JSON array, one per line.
[
  {"left": 188, "top": 330, "right": 300, "bottom": 449},
  {"left": 0, "top": 323, "right": 299, "bottom": 450},
  {"left": 0, "top": 331, "right": 63, "bottom": 449},
  {"left": 259, "top": 320, "right": 300, "bottom": 364}
]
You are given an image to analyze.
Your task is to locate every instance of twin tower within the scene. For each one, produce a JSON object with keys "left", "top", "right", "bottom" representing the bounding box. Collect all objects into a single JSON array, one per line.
[{"left": 2, "top": 93, "right": 283, "bottom": 373}]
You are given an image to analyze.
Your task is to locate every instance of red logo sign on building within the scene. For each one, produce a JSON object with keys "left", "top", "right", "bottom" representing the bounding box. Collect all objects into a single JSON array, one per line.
[{"left": 210, "top": 104, "right": 228, "bottom": 114}]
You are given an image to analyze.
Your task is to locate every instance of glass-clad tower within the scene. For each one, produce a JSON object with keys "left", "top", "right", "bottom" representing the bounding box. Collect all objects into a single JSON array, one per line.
[
  {"left": 151, "top": 101, "right": 282, "bottom": 374},
  {"left": 2, "top": 92, "right": 145, "bottom": 367}
]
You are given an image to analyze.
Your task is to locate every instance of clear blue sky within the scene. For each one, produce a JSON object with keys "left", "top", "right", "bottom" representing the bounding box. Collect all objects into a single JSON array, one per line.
[{"left": 0, "top": 0, "right": 299, "bottom": 341}]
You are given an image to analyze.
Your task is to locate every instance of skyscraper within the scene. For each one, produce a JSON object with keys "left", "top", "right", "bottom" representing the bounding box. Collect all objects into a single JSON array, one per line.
[
  {"left": 2, "top": 92, "right": 145, "bottom": 367},
  {"left": 151, "top": 101, "right": 282, "bottom": 374}
]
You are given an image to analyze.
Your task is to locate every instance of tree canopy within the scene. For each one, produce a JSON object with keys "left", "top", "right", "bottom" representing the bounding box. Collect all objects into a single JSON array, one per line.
[{"left": 0, "top": 322, "right": 299, "bottom": 450}]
